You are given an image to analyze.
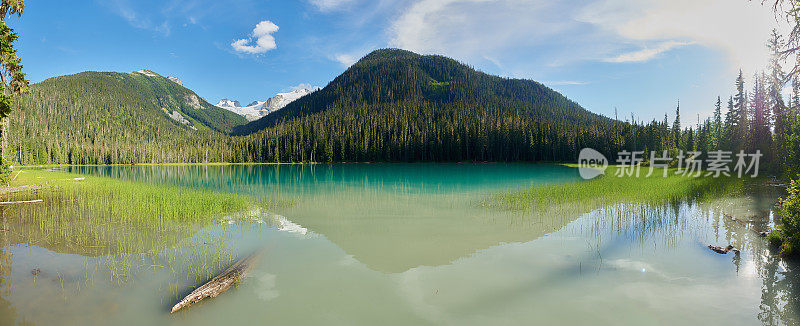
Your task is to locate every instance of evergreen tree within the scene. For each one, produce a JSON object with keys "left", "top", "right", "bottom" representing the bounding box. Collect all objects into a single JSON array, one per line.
[
  {"left": 713, "top": 96, "right": 722, "bottom": 149},
  {"left": 768, "top": 29, "right": 791, "bottom": 176},
  {"left": 673, "top": 101, "right": 682, "bottom": 149},
  {"left": 750, "top": 73, "right": 772, "bottom": 159},
  {"left": 732, "top": 71, "right": 747, "bottom": 151},
  {"left": 0, "top": 0, "right": 27, "bottom": 169}
]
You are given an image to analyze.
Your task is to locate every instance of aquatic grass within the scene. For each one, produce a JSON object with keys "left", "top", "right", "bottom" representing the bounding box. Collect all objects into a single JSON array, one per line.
[
  {"left": 486, "top": 166, "right": 753, "bottom": 212},
  {"left": 10, "top": 168, "right": 250, "bottom": 224},
  {"left": 2, "top": 169, "right": 271, "bottom": 295},
  {"left": 2, "top": 168, "right": 255, "bottom": 257}
]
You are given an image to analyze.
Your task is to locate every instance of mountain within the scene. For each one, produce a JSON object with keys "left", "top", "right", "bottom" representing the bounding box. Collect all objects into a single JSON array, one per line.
[
  {"left": 9, "top": 69, "right": 247, "bottom": 164},
  {"left": 215, "top": 99, "right": 263, "bottom": 121},
  {"left": 215, "top": 87, "right": 319, "bottom": 122},
  {"left": 9, "top": 49, "right": 636, "bottom": 165},
  {"left": 234, "top": 49, "right": 612, "bottom": 136},
  {"left": 229, "top": 48, "right": 629, "bottom": 163}
]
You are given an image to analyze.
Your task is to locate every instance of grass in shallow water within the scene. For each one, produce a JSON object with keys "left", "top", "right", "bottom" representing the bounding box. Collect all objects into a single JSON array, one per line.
[
  {"left": 2, "top": 168, "right": 253, "bottom": 256},
  {"left": 487, "top": 166, "right": 753, "bottom": 212},
  {"left": 8, "top": 168, "right": 250, "bottom": 225}
]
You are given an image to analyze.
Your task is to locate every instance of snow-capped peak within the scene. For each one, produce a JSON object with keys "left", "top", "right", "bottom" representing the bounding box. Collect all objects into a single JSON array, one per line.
[
  {"left": 215, "top": 86, "right": 320, "bottom": 122},
  {"left": 265, "top": 87, "right": 321, "bottom": 111},
  {"left": 216, "top": 99, "right": 242, "bottom": 108}
]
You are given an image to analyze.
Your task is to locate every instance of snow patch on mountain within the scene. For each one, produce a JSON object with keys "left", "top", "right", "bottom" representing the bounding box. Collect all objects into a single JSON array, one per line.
[
  {"left": 215, "top": 86, "right": 320, "bottom": 121},
  {"left": 167, "top": 76, "right": 183, "bottom": 86},
  {"left": 217, "top": 99, "right": 242, "bottom": 108},
  {"left": 136, "top": 69, "right": 158, "bottom": 77},
  {"left": 264, "top": 87, "right": 320, "bottom": 111}
]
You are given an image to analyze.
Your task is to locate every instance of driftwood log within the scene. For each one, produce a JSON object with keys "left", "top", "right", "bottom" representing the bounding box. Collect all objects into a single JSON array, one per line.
[
  {"left": 170, "top": 251, "right": 262, "bottom": 313},
  {"left": 708, "top": 245, "right": 740, "bottom": 255},
  {"left": 0, "top": 199, "right": 43, "bottom": 205}
]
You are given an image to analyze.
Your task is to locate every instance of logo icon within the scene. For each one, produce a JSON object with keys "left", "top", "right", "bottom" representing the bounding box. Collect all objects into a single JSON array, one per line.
[{"left": 578, "top": 148, "right": 608, "bottom": 180}]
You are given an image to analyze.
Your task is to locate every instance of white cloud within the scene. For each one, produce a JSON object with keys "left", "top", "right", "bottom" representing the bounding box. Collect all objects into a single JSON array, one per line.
[
  {"left": 388, "top": 0, "right": 787, "bottom": 72},
  {"left": 288, "top": 83, "right": 321, "bottom": 91},
  {"left": 102, "top": 0, "right": 171, "bottom": 35},
  {"left": 604, "top": 41, "right": 693, "bottom": 63},
  {"left": 231, "top": 20, "right": 280, "bottom": 54},
  {"left": 578, "top": 0, "right": 788, "bottom": 72},
  {"left": 544, "top": 80, "right": 590, "bottom": 86},
  {"left": 310, "top": 0, "right": 358, "bottom": 11},
  {"left": 390, "top": 0, "right": 573, "bottom": 58},
  {"left": 334, "top": 54, "right": 359, "bottom": 67}
]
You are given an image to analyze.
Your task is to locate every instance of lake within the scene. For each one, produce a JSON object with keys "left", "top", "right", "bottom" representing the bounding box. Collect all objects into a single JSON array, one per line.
[{"left": 0, "top": 163, "right": 796, "bottom": 325}]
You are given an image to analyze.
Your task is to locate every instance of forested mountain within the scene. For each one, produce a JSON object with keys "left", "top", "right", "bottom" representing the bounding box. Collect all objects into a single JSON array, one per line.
[
  {"left": 235, "top": 49, "right": 613, "bottom": 135},
  {"left": 229, "top": 49, "right": 636, "bottom": 162},
  {"left": 15, "top": 48, "right": 795, "bottom": 170},
  {"left": 9, "top": 70, "right": 246, "bottom": 164}
]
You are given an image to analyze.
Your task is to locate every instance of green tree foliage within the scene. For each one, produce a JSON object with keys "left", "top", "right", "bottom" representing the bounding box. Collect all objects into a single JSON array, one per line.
[
  {"left": 749, "top": 73, "right": 773, "bottom": 165},
  {"left": 672, "top": 101, "right": 682, "bottom": 150},
  {"left": 9, "top": 70, "right": 246, "bottom": 164},
  {"left": 769, "top": 180, "right": 800, "bottom": 256},
  {"left": 713, "top": 96, "right": 723, "bottom": 149},
  {"left": 0, "top": 0, "right": 27, "bottom": 180},
  {"left": 769, "top": 29, "right": 793, "bottom": 176}
]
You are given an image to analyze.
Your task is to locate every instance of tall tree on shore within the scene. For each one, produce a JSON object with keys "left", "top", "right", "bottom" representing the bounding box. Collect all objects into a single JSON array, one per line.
[
  {"left": 713, "top": 96, "right": 723, "bottom": 149},
  {"left": 768, "top": 29, "right": 791, "bottom": 175},
  {"left": 0, "top": 0, "right": 27, "bottom": 168},
  {"left": 673, "top": 100, "right": 681, "bottom": 149},
  {"left": 723, "top": 96, "right": 736, "bottom": 150},
  {"left": 731, "top": 71, "right": 748, "bottom": 151},
  {"left": 750, "top": 73, "right": 773, "bottom": 165}
]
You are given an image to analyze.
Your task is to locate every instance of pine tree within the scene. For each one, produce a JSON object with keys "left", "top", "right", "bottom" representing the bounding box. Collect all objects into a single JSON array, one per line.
[
  {"left": 0, "top": 0, "right": 27, "bottom": 170},
  {"left": 673, "top": 100, "right": 682, "bottom": 149},
  {"left": 713, "top": 96, "right": 722, "bottom": 149},
  {"left": 724, "top": 96, "right": 736, "bottom": 150},
  {"left": 768, "top": 29, "right": 790, "bottom": 175},
  {"left": 732, "top": 71, "right": 747, "bottom": 151}
]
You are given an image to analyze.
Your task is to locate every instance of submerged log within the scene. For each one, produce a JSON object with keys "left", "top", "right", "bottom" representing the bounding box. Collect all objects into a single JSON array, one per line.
[
  {"left": 0, "top": 184, "right": 46, "bottom": 196},
  {"left": 54, "top": 177, "right": 85, "bottom": 181},
  {"left": 708, "top": 245, "right": 740, "bottom": 255},
  {"left": 765, "top": 180, "right": 788, "bottom": 187},
  {"left": 170, "top": 251, "right": 262, "bottom": 313},
  {"left": 0, "top": 199, "right": 43, "bottom": 205}
]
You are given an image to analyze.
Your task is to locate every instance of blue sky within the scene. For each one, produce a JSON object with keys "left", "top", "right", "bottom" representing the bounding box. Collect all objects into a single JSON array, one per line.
[{"left": 7, "top": 0, "right": 787, "bottom": 125}]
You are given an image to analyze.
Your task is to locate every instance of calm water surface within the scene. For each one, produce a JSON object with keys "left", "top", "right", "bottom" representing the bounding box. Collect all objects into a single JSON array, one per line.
[{"left": 0, "top": 164, "right": 796, "bottom": 325}]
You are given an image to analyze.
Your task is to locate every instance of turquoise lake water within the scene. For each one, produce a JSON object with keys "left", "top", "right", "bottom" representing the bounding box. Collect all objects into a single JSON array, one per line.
[{"left": 0, "top": 164, "right": 796, "bottom": 325}]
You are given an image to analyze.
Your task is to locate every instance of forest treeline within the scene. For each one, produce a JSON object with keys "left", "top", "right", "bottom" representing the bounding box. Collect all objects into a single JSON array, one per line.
[
  {"left": 8, "top": 46, "right": 800, "bottom": 178},
  {"left": 9, "top": 70, "right": 243, "bottom": 164}
]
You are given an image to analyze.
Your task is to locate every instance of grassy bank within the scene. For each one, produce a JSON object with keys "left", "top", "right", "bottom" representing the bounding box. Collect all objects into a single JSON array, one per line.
[{"left": 487, "top": 166, "right": 753, "bottom": 211}]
